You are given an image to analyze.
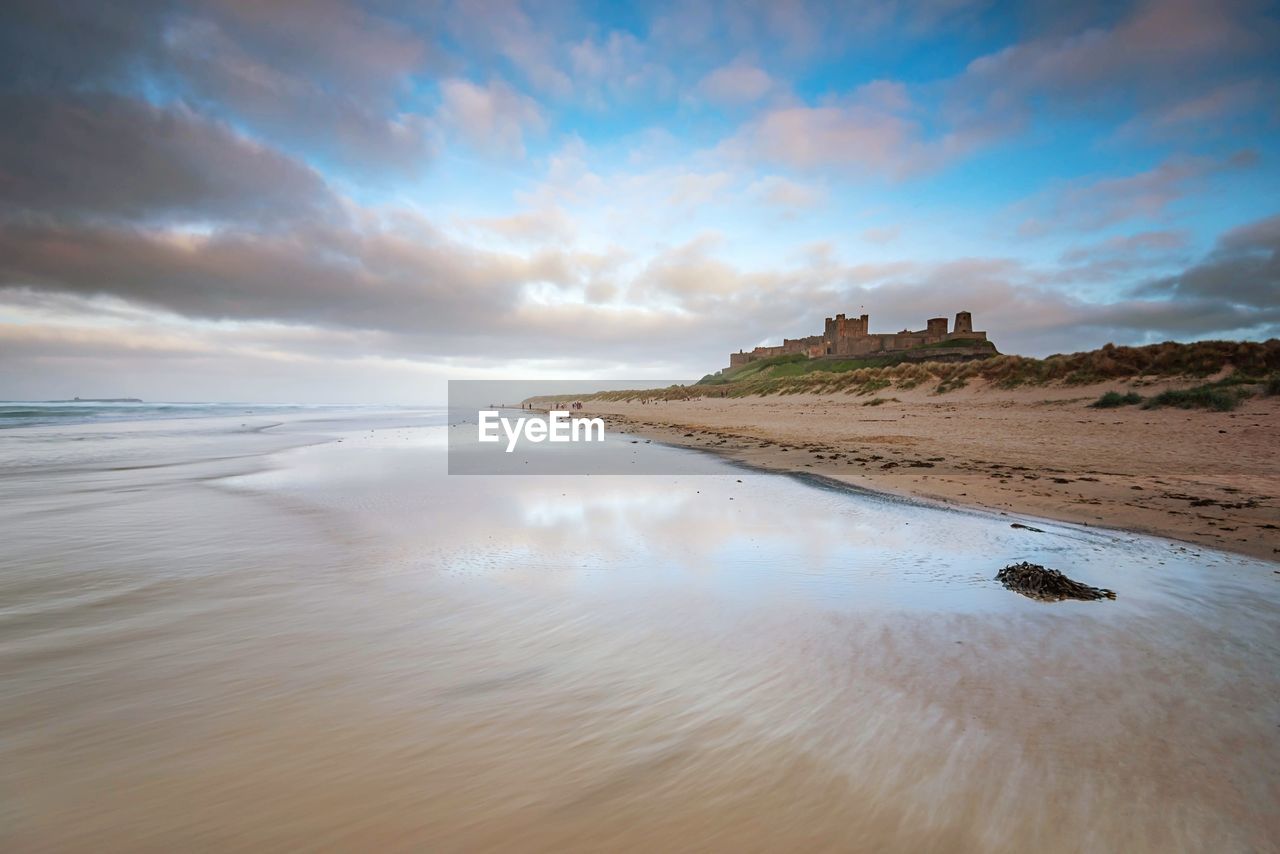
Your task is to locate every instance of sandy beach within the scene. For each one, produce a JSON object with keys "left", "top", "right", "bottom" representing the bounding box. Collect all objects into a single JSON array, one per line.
[
  {"left": 4, "top": 408, "right": 1279, "bottom": 851},
  {"left": 570, "top": 379, "right": 1280, "bottom": 562},
  {"left": 8, "top": 2, "right": 1280, "bottom": 850}
]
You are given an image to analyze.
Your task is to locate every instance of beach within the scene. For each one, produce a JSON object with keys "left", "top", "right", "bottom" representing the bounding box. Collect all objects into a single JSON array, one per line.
[
  {"left": 2, "top": 407, "right": 1279, "bottom": 851},
  {"left": 571, "top": 378, "right": 1280, "bottom": 561},
  {"left": 6, "top": 0, "right": 1280, "bottom": 849}
]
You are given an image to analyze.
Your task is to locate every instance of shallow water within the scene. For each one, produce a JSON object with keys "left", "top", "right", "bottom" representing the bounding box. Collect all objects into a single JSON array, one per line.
[{"left": 2, "top": 411, "right": 1277, "bottom": 852}]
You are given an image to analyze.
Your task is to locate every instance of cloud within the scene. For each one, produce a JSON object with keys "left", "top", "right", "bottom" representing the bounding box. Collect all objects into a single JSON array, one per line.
[
  {"left": 667, "top": 172, "right": 735, "bottom": 208},
  {"left": 961, "top": 0, "right": 1268, "bottom": 103},
  {"left": 1, "top": 0, "right": 1278, "bottom": 401},
  {"left": 0, "top": 92, "right": 336, "bottom": 224},
  {"left": 725, "top": 80, "right": 991, "bottom": 178},
  {"left": 1135, "top": 212, "right": 1279, "bottom": 309},
  {"left": 1017, "top": 151, "right": 1258, "bottom": 236},
  {"left": 465, "top": 207, "right": 576, "bottom": 244},
  {"left": 732, "top": 102, "right": 917, "bottom": 175},
  {"left": 1045, "top": 230, "right": 1193, "bottom": 288},
  {"left": 601, "top": 224, "right": 1280, "bottom": 357},
  {"left": 569, "top": 30, "right": 676, "bottom": 106},
  {"left": 861, "top": 226, "right": 900, "bottom": 245},
  {"left": 0, "top": 218, "right": 529, "bottom": 335},
  {"left": 437, "top": 78, "right": 545, "bottom": 157},
  {"left": 1059, "top": 231, "right": 1189, "bottom": 266},
  {"left": 0, "top": 0, "right": 169, "bottom": 90},
  {"left": 0, "top": 208, "right": 642, "bottom": 357},
  {"left": 745, "top": 177, "right": 827, "bottom": 217},
  {"left": 161, "top": 1, "right": 437, "bottom": 172},
  {"left": 699, "top": 62, "right": 776, "bottom": 105},
  {"left": 0, "top": 305, "right": 469, "bottom": 404},
  {"left": 1119, "top": 79, "right": 1272, "bottom": 139},
  {"left": 515, "top": 142, "right": 749, "bottom": 236},
  {"left": 3, "top": 207, "right": 1278, "bottom": 389},
  {"left": 444, "top": 0, "right": 574, "bottom": 97},
  {"left": 943, "top": 0, "right": 1280, "bottom": 158}
]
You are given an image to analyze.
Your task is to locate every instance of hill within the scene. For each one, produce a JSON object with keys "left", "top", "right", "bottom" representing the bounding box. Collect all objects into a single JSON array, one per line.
[{"left": 587, "top": 339, "right": 1280, "bottom": 401}]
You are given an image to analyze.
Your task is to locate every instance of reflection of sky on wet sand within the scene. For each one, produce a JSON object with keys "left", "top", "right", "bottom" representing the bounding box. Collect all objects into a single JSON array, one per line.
[
  {"left": 7, "top": 411, "right": 1276, "bottom": 851},
  {"left": 238, "top": 422, "right": 1272, "bottom": 617},
  {"left": 216, "top": 421, "right": 1280, "bottom": 849}
]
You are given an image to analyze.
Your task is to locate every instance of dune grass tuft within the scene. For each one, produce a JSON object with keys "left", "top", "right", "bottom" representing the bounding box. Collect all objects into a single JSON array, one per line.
[
  {"left": 1141, "top": 385, "right": 1246, "bottom": 412},
  {"left": 1091, "top": 391, "right": 1143, "bottom": 408}
]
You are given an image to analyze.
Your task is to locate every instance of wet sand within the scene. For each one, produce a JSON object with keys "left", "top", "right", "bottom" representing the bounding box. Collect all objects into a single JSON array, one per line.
[
  {"left": 571, "top": 380, "right": 1280, "bottom": 561},
  {"left": 3, "top": 412, "right": 1279, "bottom": 851}
]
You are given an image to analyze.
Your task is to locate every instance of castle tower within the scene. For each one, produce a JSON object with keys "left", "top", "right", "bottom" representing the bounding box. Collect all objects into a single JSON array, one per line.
[
  {"left": 927, "top": 317, "right": 948, "bottom": 337},
  {"left": 824, "top": 314, "right": 844, "bottom": 341},
  {"left": 954, "top": 311, "right": 973, "bottom": 335}
]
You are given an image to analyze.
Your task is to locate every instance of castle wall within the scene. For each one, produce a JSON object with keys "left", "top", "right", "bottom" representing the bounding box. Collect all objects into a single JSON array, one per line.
[{"left": 729, "top": 311, "right": 989, "bottom": 369}]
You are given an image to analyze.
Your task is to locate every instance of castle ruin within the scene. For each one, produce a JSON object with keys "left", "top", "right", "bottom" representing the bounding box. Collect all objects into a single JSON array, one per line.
[{"left": 729, "top": 310, "right": 992, "bottom": 369}]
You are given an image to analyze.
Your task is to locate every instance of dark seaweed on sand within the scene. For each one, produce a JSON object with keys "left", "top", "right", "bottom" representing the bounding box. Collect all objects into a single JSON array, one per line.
[{"left": 996, "top": 562, "right": 1116, "bottom": 602}]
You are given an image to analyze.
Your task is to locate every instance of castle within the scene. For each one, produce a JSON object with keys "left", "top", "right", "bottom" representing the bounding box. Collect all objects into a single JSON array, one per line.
[{"left": 729, "top": 310, "right": 992, "bottom": 369}]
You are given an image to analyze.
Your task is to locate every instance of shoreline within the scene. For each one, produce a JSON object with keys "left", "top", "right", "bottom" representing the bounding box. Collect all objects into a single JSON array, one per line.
[{"left": 564, "top": 381, "right": 1280, "bottom": 562}]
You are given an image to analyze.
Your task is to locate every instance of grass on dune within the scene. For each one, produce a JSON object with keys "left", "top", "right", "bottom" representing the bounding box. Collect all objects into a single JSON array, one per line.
[
  {"left": 1091, "top": 391, "right": 1144, "bottom": 408},
  {"left": 1137, "top": 374, "right": 1272, "bottom": 412},
  {"left": 688, "top": 340, "right": 1280, "bottom": 399},
  {"left": 533, "top": 341, "right": 1280, "bottom": 406}
]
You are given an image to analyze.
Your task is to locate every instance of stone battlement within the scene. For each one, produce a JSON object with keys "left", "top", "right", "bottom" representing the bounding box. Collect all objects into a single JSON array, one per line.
[{"left": 729, "top": 310, "right": 992, "bottom": 369}]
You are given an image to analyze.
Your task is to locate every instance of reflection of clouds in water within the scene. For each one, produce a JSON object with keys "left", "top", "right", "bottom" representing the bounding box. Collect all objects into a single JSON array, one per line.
[
  {"left": 488, "top": 472, "right": 991, "bottom": 604},
  {"left": 244, "top": 422, "right": 1277, "bottom": 615},
  {"left": 8, "top": 411, "right": 1277, "bottom": 851}
]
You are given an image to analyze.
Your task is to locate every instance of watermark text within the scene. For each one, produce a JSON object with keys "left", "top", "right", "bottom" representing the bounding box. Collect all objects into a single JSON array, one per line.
[{"left": 478, "top": 410, "right": 605, "bottom": 452}]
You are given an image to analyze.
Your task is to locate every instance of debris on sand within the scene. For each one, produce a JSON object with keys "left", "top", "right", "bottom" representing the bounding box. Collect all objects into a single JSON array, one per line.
[
  {"left": 996, "top": 562, "right": 1116, "bottom": 602},
  {"left": 1010, "top": 522, "right": 1046, "bottom": 533}
]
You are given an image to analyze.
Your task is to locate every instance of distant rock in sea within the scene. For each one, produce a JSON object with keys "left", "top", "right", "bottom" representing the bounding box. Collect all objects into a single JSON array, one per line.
[{"left": 50, "top": 398, "right": 144, "bottom": 403}]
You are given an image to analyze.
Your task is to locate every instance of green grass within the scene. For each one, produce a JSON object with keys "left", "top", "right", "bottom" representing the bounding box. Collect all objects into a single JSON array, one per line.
[
  {"left": 1141, "top": 384, "right": 1246, "bottom": 412},
  {"left": 1137, "top": 372, "right": 1280, "bottom": 412},
  {"left": 716, "top": 351, "right": 921, "bottom": 383},
  {"left": 571, "top": 340, "right": 1280, "bottom": 405},
  {"left": 712, "top": 352, "right": 809, "bottom": 382},
  {"left": 913, "top": 337, "right": 996, "bottom": 350},
  {"left": 707, "top": 340, "right": 996, "bottom": 386},
  {"left": 853, "top": 377, "right": 892, "bottom": 396},
  {"left": 1091, "top": 391, "right": 1143, "bottom": 408}
]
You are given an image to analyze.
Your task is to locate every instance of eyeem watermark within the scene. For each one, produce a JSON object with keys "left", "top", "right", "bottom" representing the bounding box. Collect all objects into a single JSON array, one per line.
[
  {"left": 448, "top": 379, "right": 701, "bottom": 475},
  {"left": 478, "top": 409, "right": 605, "bottom": 452}
]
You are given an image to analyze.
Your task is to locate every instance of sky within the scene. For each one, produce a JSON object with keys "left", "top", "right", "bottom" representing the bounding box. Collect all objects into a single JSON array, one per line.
[{"left": 1, "top": 0, "right": 1278, "bottom": 403}]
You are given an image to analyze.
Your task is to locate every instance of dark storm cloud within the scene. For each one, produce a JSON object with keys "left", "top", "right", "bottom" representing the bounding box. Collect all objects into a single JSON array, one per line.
[
  {"left": 0, "top": 0, "right": 170, "bottom": 91},
  {"left": 0, "top": 93, "right": 336, "bottom": 224},
  {"left": 1, "top": 0, "right": 438, "bottom": 175},
  {"left": 1135, "top": 213, "right": 1280, "bottom": 309},
  {"left": 0, "top": 217, "right": 590, "bottom": 337}
]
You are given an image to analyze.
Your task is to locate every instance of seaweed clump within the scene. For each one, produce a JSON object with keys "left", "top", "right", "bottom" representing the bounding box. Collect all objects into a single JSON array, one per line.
[{"left": 996, "top": 562, "right": 1116, "bottom": 602}]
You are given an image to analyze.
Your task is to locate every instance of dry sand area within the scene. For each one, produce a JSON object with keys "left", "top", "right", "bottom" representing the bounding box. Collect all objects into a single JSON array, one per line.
[{"left": 576, "top": 380, "right": 1280, "bottom": 561}]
